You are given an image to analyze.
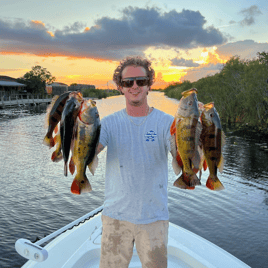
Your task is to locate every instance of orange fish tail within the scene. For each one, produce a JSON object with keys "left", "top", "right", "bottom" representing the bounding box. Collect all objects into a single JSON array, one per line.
[
  {"left": 71, "top": 175, "right": 92, "bottom": 195},
  {"left": 206, "top": 176, "right": 224, "bottom": 191}
]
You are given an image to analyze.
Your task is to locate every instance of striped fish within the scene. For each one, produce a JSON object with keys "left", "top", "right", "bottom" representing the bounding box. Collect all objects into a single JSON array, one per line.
[
  {"left": 43, "top": 91, "right": 71, "bottom": 148},
  {"left": 60, "top": 92, "right": 83, "bottom": 176},
  {"left": 200, "top": 102, "right": 225, "bottom": 191},
  {"left": 170, "top": 88, "right": 202, "bottom": 189},
  {"left": 70, "top": 100, "right": 101, "bottom": 194}
]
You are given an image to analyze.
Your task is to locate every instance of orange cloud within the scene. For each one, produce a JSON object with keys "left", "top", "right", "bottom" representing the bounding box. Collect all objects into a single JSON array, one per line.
[
  {"left": 47, "top": 31, "right": 54, "bottom": 37},
  {"left": 31, "top": 20, "right": 46, "bottom": 27},
  {"left": 0, "top": 51, "right": 26, "bottom": 55}
]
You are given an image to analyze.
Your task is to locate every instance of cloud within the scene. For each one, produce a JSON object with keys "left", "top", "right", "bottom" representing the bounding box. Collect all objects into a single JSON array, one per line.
[
  {"left": 0, "top": 7, "right": 227, "bottom": 60},
  {"left": 181, "top": 39, "right": 268, "bottom": 83},
  {"left": 171, "top": 57, "right": 199, "bottom": 67},
  {"left": 239, "top": 5, "right": 262, "bottom": 26},
  {"left": 216, "top": 40, "right": 268, "bottom": 60},
  {"left": 180, "top": 63, "right": 223, "bottom": 82}
]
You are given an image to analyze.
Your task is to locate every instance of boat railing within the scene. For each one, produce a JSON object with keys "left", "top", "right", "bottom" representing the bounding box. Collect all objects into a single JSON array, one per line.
[{"left": 15, "top": 205, "right": 103, "bottom": 262}]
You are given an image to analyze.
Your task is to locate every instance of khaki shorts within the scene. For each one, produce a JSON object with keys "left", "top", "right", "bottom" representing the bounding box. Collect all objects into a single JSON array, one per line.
[{"left": 99, "top": 215, "right": 169, "bottom": 268}]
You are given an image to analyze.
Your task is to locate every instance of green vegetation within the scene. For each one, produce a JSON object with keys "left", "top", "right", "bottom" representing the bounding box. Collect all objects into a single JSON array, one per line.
[
  {"left": 164, "top": 51, "right": 268, "bottom": 132},
  {"left": 18, "top": 65, "right": 56, "bottom": 94},
  {"left": 81, "top": 87, "right": 120, "bottom": 99}
]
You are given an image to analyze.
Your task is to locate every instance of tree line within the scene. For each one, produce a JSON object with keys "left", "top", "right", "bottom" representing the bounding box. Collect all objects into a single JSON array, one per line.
[
  {"left": 164, "top": 52, "right": 268, "bottom": 131},
  {"left": 17, "top": 66, "right": 120, "bottom": 99}
]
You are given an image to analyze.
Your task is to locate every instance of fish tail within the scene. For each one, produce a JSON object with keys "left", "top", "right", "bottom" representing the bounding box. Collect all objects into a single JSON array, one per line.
[
  {"left": 173, "top": 174, "right": 196, "bottom": 190},
  {"left": 43, "top": 136, "right": 55, "bottom": 148},
  {"left": 71, "top": 174, "right": 92, "bottom": 195},
  {"left": 185, "top": 172, "right": 201, "bottom": 187},
  {"left": 206, "top": 176, "right": 224, "bottom": 191},
  {"left": 51, "top": 151, "right": 63, "bottom": 162}
]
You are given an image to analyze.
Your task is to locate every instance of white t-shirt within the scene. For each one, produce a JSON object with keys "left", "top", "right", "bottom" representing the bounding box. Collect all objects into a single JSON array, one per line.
[{"left": 99, "top": 108, "right": 174, "bottom": 224}]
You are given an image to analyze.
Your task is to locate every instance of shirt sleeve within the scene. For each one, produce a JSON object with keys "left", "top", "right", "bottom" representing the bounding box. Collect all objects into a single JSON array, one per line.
[
  {"left": 99, "top": 116, "right": 109, "bottom": 148},
  {"left": 164, "top": 114, "right": 174, "bottom": 153}
]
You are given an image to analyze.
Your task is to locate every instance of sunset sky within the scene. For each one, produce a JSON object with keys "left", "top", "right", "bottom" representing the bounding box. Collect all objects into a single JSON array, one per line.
[{"left": 1, "top": 0, "right": 267, "bottom": 89}]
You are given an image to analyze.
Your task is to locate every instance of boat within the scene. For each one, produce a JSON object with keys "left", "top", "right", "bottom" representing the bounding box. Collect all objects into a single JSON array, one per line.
[{"left": 15, "top": 206, "right": 250, "bottom": 268}]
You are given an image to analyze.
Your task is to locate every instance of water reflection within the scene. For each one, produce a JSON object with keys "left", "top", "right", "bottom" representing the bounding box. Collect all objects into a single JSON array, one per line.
[
  {"left": 0, "top": 103, "right": 47, "bottom": 121},
  {"left": 223, "top": 134, "right": 268, "bottom": 191}
]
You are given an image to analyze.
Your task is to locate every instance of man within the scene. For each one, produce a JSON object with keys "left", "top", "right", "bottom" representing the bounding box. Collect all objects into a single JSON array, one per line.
[{"left": 97, "top": 56, "right": 174, "bottom": 268}]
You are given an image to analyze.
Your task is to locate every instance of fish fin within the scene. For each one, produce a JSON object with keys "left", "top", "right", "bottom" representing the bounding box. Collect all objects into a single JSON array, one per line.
[
  {"left": 64, "top": 163, "right": 68, "bottom": 176},
  {"left": 43, "top": 136, "right": 55, "bottom": 148},
  {"left": 192, "top": 151, "right": 201, "bottom": 170},
  {"left": 218, "top": 155, "right": 224, "bottom": 173},
  {"left": 203, "top": 159, "right": 208, "bottom": 171},
  {"left": 54, "top": 124, "right": 58, "bottom": 134},
  {"left": 71, "top": 175, "right": 92, "bottom": 195},
  {"left": 221, "top": 130, "right": 226, "bottom": 147},
  {"left": 169, "top": 134, "right": 177, "bottom": 158},
  {"left": 176, "top": 153, "right": 183, "bottom": 168},
  {"left": 53, "top": 135, "right": 57, "bottom": 145},
  {"left": 172, "top": 157, "right": 182, "bottom": 175},
  {"left": 88, "top": 155, "right": 99, "bottom": 175},
  {"left": 51, "top": 151, "right": 63, "bottom": 162},
  {"left": 206, "top": 176, "right": 224, "bottom": 191},
  {"left": 199, "top": 170, "right": 202, "bottom": 180},
  {"left": 193, "top": 168, "right": 199, "bottom": 174},
  {"left": 181, "top": 88, "right": 198, "bottom": 97},
  {"left": 192, "top": 122, "right": 202, "bottom": 169},
  {"left": 203, "top": 102, "right": 214, "bottom": 111},
  {"left": 44, "top": 95, "right": 59, "bottom": 129},
  {"left": 173, "top": 174, "right": 195, "bottom": 190},
  {"left": 170, "top": 119, "right": 176, "bottom": 135},
  {"left": 69, "top": 157, "right": 75, "bottom": 175}
]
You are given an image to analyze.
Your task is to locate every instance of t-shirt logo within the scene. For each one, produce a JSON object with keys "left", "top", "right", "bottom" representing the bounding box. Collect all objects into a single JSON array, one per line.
[{"left": 145, "top": 130, "right": 157, "bottom": 142}]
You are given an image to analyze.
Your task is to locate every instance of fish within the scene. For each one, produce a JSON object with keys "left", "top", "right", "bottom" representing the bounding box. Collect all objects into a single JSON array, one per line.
[
  {"left": 60, "top": 92, "right": 83, "bottom": 176},
  {"left": 170, "top": 88, "right": 202, "bottom": 189},
  {"left": 51, "top": 124, "right": 63, "bottom": 162},
  {"left": 70, "top": 99, "right": 101, "bottom": 195},
  {"left": 200, "top": 102, "right": 225, "bottom": 191},
  {"left": 43, "top": 91, "right": 71, "bottom": 148}
]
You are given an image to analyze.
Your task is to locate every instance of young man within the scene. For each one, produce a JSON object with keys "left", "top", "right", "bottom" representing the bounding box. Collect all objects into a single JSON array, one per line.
[{"left": 97, "top": 56, "right": 174, "bottom": 268}]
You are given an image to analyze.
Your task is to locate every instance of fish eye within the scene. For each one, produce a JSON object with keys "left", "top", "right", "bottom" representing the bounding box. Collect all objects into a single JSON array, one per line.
[
  {"left": 188, "top": 101, "right": 193, "bottom": 106},
  {"left": 210, "top": 113, "right": 214, "bottom": 117}
]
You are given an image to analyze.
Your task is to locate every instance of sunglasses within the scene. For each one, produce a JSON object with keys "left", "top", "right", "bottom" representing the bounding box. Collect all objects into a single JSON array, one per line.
[{"left": 121, "top": 77, "right": 149, "bottom": 88}]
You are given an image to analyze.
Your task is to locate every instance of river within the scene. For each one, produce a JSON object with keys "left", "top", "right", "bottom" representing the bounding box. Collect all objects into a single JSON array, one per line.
[{"left": 0, "top": 92, "right": 267, "bottom": 267}]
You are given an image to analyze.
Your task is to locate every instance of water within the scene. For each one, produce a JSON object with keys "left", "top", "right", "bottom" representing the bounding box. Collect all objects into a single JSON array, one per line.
[{"left": 0, "top": 92, "right": 268, "bottom": 268}]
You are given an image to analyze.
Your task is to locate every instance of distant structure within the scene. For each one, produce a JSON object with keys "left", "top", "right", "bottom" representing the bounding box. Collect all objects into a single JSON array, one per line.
[
  {"left": 68, "top": 84, "right": 95, "bottom": 91},
  {"left": 49, "top": 82, "right": 69, "bottom": 95},
  {"left": 0, "top": 75, "right": 26, "bottom": 100}
]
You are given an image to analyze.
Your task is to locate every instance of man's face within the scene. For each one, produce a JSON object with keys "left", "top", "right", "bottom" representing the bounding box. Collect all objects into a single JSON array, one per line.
[{"left": 120, "top": 65, "right": 150, "bottom": 106}]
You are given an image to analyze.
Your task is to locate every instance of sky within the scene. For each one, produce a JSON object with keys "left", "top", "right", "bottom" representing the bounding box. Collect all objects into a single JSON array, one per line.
[{"left": 0, "top": 0, "right": 267, "bottom": 89}]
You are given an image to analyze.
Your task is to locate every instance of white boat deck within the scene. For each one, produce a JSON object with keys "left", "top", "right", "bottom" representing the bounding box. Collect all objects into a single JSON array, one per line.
[{"left": 20, "top": 210, "right": 250, "bottom": 268}]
